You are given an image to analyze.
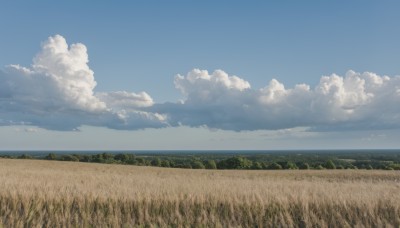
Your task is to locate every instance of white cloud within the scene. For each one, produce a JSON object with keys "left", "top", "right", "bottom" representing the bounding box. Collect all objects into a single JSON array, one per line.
[
  {"left": 0, "top": 35, "right": 166, "bottom": 130},
  {"left": 153, "top": 69, "right": 400, "bottom": 131},
  {"left": 174, "top": 69, "right": 251, "bottom": 97},
  {"left": 96, "top": 91, "right": 154, "bottom": 110},
  {"left": 2, "top": 35, "right": 400, "bottom": 132}
]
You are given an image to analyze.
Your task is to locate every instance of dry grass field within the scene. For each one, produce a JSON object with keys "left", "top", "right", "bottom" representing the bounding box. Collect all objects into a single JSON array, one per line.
[{"left": 0, "top": 158, "right": 399, "bottom": 227}]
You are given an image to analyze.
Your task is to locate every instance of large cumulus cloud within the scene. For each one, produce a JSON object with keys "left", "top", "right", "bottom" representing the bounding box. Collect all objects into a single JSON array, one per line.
[
  {"left": 2, "top": 35, "right": 400, "bottom": 132},
  {"left": 0, "top": 35, "right": 166, "bottom": 130},
  {"left": 153, "top": 69, "right": 400, "bottom": 131}
]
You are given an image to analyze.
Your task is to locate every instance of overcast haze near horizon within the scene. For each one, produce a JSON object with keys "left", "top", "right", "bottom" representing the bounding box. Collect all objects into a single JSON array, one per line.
[{"left": 1, "top": 1, "right": 400, "bottom": 150}]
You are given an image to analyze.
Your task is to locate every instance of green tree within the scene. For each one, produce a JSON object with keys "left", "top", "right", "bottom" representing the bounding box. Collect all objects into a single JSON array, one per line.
[
  {"left": 345, "top": 164, "right": 356, "bottom": 169},
  {"left": 151, "top": 158, "right": 162, "bottom": 167},
  {"left": 284, "top": 161, "right": 298, "bottom": 169},
  {"left": 175, "top": 163, "right": 192, "bottom": 169},
  {"left": 161, "top": 160, "right": 171, "bottom": 168},
  {"left": 45, "top": 153, "right": 56, "bottom": 160},
  {"left": 80, "top": 155, "right": 92, "bottom": 162},
  {"left": 221, "top": 157, "right": 252, "bottom": 169},
  {"left": 126, "top": 159, "right": 137, "bottom": 165},
  {"left": 267, "top": 163, "right": 282, "bottom": 170},
  {"left": 18, "top": 154, "right": 32, "bottom": 159},
  {"left": 261, "top": 162, "right": 269, "bottom": 169},
  {"left": 169, "top": 160, "right": 176, "bottom": 167},
  {"left": 101, "top": 153, "right": 114, "bottom": 162},
  {"left": 388, "top": 163, "right": 400, "bottom": 170},
  {"left": 136, "top": 158, "right": 145, "bottom": 165},
  {"left": 251, "top": 162, "right": 263, "bottom": 170},
  {"left": 299, "top": 162, "right": 310, "bottom": 170},
  {"left": 204, "top": 160, "right": 217, "bottom": 169},
  {"left": 191, "top": 161, "right": 205, "bottom": 169},
  {"left": 91, "top": 154, "right": 104, "bottom": 163},
  {"left": 325, "top": 160, "right": 336, "bottom": 169},
  {"left": 61, "top": 155, "right": 79, "bottom": 162},
  {"left": 72, "top": 154, "right": 83, "bottom": 161},
  {"left": 114, "top": 154, "right": 132, "bottom": 163}
]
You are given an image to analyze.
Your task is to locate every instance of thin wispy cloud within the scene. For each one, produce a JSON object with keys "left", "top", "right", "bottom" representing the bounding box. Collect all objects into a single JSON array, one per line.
[{"left": 1, "top": 35, "right": 400, "bottom": 132}]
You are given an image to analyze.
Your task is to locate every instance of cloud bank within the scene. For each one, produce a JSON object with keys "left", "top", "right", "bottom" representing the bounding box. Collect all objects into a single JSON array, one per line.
[
  {"left": 0, "top": 35, "right": 166, "bottom": 130},
  {"left": 154, "top": 69, "right": 400, "bottom": 131},
  {"left": 1, "top": 35, "right": 400, "bottom": 132}
]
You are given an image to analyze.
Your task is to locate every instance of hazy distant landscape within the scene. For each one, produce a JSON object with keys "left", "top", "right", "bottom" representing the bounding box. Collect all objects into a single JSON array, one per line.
[
  {"left": 2, "top": 150, "right": 400, "bottom": 170},
  {"left": 0, "top": 158, "right": 398, "bottom": 227}
]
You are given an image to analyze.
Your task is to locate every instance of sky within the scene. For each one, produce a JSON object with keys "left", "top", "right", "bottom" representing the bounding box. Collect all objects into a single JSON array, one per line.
[{"left": 1, "top": 1, "right": 400, "bottom": 150}]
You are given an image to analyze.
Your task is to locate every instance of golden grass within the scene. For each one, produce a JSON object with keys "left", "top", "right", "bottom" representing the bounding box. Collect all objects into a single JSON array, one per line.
[{"left": 0, "top": 158, "right": 399, "bottom": 227}]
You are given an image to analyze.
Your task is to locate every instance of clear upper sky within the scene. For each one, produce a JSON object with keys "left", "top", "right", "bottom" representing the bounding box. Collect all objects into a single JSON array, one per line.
[{"left": 1, "top": 1, "right": 400, "bottom": 150}]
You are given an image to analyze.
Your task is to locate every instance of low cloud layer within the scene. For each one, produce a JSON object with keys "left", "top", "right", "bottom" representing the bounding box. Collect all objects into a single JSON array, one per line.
[
  {"left": 0, "top": 35, "right": 166, "bottom": 130},
  {"left": 154, "top": 69, "right": 400, "bottom": 131},
  {"left": 1, "top": 35, "right": 400, "bottom": 132}
]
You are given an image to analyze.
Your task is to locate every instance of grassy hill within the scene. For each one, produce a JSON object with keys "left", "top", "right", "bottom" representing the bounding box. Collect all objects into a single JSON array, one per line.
[{"left": 0, "top": 159, "right": 399, "bottom": 227}]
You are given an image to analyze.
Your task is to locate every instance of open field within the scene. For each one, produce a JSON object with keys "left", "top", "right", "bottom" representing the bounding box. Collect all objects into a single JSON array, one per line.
[{"left": 0, "top": 159, "right": 399, "bottom": 227}]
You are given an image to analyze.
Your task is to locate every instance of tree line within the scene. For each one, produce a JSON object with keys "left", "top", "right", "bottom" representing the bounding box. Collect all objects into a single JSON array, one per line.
[{"left": 3, "top": 152, "right": 399, "bottom": 170}]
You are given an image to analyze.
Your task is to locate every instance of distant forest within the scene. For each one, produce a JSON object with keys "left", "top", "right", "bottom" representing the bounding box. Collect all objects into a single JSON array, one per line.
[{"left": 1, "top": 151, "right": 400, "bottom": 170}]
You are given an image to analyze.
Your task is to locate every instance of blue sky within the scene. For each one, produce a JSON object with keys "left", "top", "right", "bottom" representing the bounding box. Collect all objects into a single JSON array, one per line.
[{"left": 1, "top": 1, "right": 400, "bottom": 150}]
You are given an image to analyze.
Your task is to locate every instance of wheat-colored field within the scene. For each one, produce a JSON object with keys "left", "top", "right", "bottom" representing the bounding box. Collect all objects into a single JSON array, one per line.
[{"left": 0, "top": 158, "right": 399, "bottom": 227}]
